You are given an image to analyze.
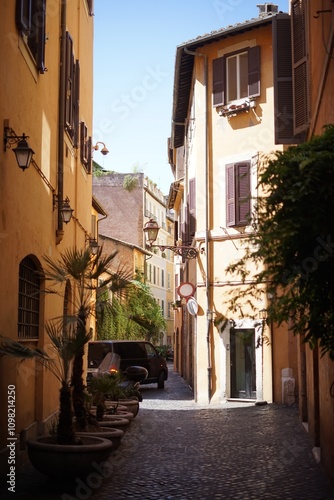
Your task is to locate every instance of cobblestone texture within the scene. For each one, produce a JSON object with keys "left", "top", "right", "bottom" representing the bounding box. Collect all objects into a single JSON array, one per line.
[{"left": 1, "top": 364, "right": 333, "bottom": 499}]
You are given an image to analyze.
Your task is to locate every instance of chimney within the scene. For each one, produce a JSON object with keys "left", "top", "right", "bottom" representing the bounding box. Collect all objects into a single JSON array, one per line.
[{"left": 256, "top": 3, "right": 278, "bottom": 17}]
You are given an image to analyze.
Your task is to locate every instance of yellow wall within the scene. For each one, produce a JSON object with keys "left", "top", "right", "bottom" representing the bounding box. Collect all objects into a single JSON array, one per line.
[{"left": 0, "top": 0, "right": 94, "bottom": 469}]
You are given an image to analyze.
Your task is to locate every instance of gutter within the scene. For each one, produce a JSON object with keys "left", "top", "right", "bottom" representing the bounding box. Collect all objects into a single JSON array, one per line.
[
  {"left": 56, "top": 0, "right": 67, "bottom": 244},
  {"left": 183, "top": 47, "right": 211, "bottom": 403}
]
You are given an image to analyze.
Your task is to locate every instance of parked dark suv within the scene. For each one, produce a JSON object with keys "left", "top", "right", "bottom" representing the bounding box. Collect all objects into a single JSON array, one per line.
[{"left": 87, "top": 340, "right": 168, "bottom": 389}]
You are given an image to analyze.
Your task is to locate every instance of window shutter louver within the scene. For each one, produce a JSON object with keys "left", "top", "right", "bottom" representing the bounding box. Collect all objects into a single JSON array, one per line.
[
  {"left": 65, "top": 32, "right": 74, "bottom": 135},
  {"left": 188, "top": 178, "right": 196, "bottom": 239},
  {"left": 236, "top": 162, "right": 250, "bottom": 225},
  {"left": 73, "top": 60, "right": 80, "bottom": 148},
  {"left": 212, "top": 57, "right": 225, "bottom": 106},
  {"left": 226, "top": 164, "right": 235, "bottom": 227},
  {"left": 273, "top": 14, "right": 301, "bottom": 144},
  {"left": 36, "top": 0, "right": 46, "bottom": 73},
  {"left": 16, "top": 0, "right": 31, "bottom": 34},
  {"left": 248, "top": 46, "right": 260, "bottom": 98},
  {"left": 292, "top": 0, "right": 309, "bottom": 134}
]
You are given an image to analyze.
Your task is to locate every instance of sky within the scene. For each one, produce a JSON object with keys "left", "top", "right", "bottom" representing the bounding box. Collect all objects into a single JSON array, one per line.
[{"left": 93, "top": 0, "right": 290, "bottom": 194}]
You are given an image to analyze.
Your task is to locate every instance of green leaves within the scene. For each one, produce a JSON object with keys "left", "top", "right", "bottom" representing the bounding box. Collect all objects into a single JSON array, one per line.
[{"left": 227, "top": 125, "right": 334, "bottom": 358}]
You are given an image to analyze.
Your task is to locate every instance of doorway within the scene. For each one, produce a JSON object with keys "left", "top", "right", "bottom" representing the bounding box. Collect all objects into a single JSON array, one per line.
[{"left": 230, "top": 328, "right": 256, "bottom": 399}]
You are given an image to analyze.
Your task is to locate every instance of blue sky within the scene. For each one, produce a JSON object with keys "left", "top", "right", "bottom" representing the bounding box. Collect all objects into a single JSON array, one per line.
[{"left": 93, "top": 0, "right": 290, "bottom": 194}]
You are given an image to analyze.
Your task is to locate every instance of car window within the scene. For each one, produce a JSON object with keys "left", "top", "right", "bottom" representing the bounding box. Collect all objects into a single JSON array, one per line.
[
  {"left": 88, "top": 343, "right": 112, "bottom": 367},
  {"left": 113, "top": 342, "right": 147, "bottom": 359},
  {"left": 145, "top": 343, "right": 157, "bottom": 358}
]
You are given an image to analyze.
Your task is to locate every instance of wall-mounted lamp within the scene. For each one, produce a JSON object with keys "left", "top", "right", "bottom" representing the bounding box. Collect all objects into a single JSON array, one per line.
[
  {"left": 86, "top": 236, "right": 99, "bottom": 255},
  {"left": 53, "top": 195, "right": 74, "bottom": 224},
  {"left": 259, "top": 308, "right": 267, "bottom": 321},
  {"left": 4, "top": 122, "right": 35, "bottom": 171},
  {"left": 92, "top": 141, "right": 109, "bottom": 156},
  {"left": 143, "top": 218, "right": 198, "bottom": 260}
]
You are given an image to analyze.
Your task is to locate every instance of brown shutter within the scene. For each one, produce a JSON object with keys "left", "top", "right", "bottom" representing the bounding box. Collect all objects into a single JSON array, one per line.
[
  {"left": 188, "top": 177, "right": 196, "bottom": 239},
  {"left": 273, "top": 14, "right": 300, "bottom": 144},
  {"left": 65, "top": 32, "right": 74, "bottom": 136},
  {"left": 16, "top": 0, "right": 31, "bottom": 34},
  {"left": 36, "top": 0, "right": 46, "bottom": 73},
  {"left": 236, "top": 162, "right": 250, "bottom": 225},
  {"left": 248, "top": 46, "right": 260, "bottom": 98},
  {"left": 73, "top": 60, "right": 80, "bottom": 148},
  {"left": 80, "top": 122, "right": 88, "bottom": 165},
  {"left": 226, "top": 164, "right": 235, "bottom": 227},
  {"left": 86, "top": 136, "right": 92, "bottom": 174},
  {"left": 292, "top": 0, "right": 309, "bottom": 134},
  {"left": 212, "top": 57, "right": 225, "bottom": 106}
]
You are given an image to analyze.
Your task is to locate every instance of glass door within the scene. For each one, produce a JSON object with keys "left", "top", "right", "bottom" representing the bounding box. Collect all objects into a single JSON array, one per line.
[{"left": 230, "top": 328, "right": 256, "bottom": 399}]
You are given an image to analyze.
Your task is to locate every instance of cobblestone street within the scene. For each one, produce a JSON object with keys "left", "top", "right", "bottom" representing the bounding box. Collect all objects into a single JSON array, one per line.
[{"left": 1, "top": 364, "right": 333, "bottom": 499}]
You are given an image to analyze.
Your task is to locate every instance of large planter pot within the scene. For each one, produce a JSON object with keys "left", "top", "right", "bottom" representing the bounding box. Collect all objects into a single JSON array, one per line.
[
  {"left": 27, "top": 435, "right": 113, "bottom": 480},
  {"left": 77, "top": 427, "right": 124, "bottom": 452},
  {"left": 108, "top": 398, "right": 140, "bottom": 418},
  {"left": 100, "top": 416, "right": 130, "bottom": 433},
  {"left": 111, "top": 410, "right": 134, "bottom": 421}
]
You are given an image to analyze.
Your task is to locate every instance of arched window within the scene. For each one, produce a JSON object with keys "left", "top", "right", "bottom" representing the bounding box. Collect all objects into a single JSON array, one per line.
[{"left": 18, "top": 256, "right": 40, "bottom": 339}]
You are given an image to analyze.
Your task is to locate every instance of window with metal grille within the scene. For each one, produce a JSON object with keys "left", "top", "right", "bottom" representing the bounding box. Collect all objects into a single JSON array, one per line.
[{"left": 18, "top": 256, "right": 40, "bottom": 339}]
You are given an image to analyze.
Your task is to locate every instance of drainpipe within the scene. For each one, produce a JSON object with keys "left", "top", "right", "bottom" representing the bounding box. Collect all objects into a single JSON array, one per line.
[
  {"left": 56, "top": 0, "right": 67, "bottom": 244},
  {"left": 183, "top": 47, "right": 211, "bottom": 402}
]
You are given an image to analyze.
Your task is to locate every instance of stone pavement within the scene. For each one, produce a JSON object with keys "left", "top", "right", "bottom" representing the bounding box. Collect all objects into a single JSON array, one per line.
[{"left": 1, "top": 363, "right": 334, "bottom": 499}]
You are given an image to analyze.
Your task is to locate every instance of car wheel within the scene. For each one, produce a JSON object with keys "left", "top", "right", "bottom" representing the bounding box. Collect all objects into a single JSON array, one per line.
[{"left": 157, "top": 372, "right": 165, "bottom": 389}]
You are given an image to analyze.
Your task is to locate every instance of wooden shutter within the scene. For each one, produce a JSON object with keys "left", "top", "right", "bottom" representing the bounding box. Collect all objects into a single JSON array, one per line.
[
  {"left": 36, "top": 0, "right": 46, "bottom": 73},
  {"left": 236, "top": 162, "right": 250, "bottom": 225},
  {"left": 188, "top": 177, "right": 196, "bottom": 239},
  {"left": 273, "top": 14, "right": 301, "bottom": 144},
  {"left": 65, "top": 32, "right": 74, "bottom": 136},
  {"left": 248, "top": 46, "right": 260, "bottom": 98},
  {"left": 73, "top": 60, "right": 80, "bottom": 148},
  {"left": 226, "top": 164, "right": 235, "bottom": 227},
  {"left": 212, "top": 57, "right": 225, "bottom": 106},
  {"left": 80, "top": 122, "right": 92, "bottom": 173},
  {"left": 292, "top": 0, "right": 309, "bottom": 134},
  {"left": 16, "top": 0, "right": 31, "bottom": 34}
]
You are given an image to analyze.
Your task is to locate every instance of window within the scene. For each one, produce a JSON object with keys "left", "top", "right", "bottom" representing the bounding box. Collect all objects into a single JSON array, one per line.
[
  {"left": 65, "top": 33, "right": 80, "bottom": 146},
  {"left": 16, "top": 0, "right": 46, "bottom": 73},
  {"left": 18, "top": 256, "right": 40, "bottom": 339},
  {"left": 161, "top": 300, "right": 165, "bottom": 317},
  {"left": 291, "top": 0, "right": 309, "bottom": 134},
  {"left": 80, "top": 122, "right": 92, "bottom": 173},
  {"left": 86, "top": 0, "right": 94, "bottom": 16},
  {"left": 226, "top": 162, "right": 251, "bottom": 227},
  {"left": 161, "top": 269, "right": 165, "bottom": 288},
  {"left": 213, "top": 46, "right": 260, "bottom": 106},
  {"left": 227, "top": 51, "right": 248, "bottom": 102}
]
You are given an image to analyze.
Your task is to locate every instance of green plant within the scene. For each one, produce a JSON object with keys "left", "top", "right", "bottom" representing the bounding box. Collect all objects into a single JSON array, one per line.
[
  {"left": 0, "top": 323, "right": 90, "bottom": 444},
  {"left": 42, "top": 246, "right": 132, "bottom": 431},
  {"left": 227, "top": 124, "right": 334, "bottom": 359},
  {"left": 88, "top": 372, "right": 123, "bottom": 420},
  {"left": 123, "top": 174, "right": 138, "bottom": 192}
]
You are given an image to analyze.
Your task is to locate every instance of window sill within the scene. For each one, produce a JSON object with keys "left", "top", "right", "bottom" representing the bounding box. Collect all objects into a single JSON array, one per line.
[{"left": 217, "top": 98, "right": 256, "bottom": 118}]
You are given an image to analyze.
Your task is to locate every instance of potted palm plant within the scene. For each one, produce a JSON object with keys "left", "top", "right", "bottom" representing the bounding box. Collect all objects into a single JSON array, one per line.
[
  {"left": 0, "top": 329, "right": 113, "bottom": 480},
  {"left": 0, "top": 246, "right": 132, "bottom": 479}
]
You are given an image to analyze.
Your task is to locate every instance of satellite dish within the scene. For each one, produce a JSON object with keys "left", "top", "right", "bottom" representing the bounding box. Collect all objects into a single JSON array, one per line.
[{"left": 187, "top": 297, "right": 198, "bottom": 316}]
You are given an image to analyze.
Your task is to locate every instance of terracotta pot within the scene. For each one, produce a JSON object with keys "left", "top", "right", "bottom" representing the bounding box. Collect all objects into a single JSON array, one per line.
[
  {"left": 108, "top": 399, "right": 140, "bottom": 418},
  {"left": 100, "top": 417, "right": 130, "bottom": 433},
  {"left": 77, "top": 427, "right": 124, "bottom": 452},
  {"left": 27, "top": 435, "right": 113, "bottom": 480}
]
